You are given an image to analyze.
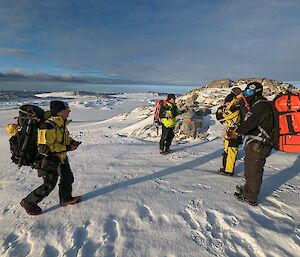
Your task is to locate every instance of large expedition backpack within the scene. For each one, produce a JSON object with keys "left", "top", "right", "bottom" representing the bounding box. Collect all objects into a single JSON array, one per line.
[
  {"left": 154, "top": 99, "right": 163, "bottom": 124},
  {"left": 6, "top": 105, "right": 45, "bottom": 167},
  {"left": 153, "top": 99, "right": 164, "bottom": 135},
  {"left": 272, "top": 91, "right": 300, "bottom": 152}
]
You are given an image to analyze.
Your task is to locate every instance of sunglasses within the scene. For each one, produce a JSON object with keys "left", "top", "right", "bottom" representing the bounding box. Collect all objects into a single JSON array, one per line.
[{"left": 63, "top": 102, "right": 69, "bottom": 108}]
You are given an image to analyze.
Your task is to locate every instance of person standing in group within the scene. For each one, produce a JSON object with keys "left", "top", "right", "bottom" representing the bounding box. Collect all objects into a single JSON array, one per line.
[
  {"left": 216, "top": 87, "right": 243, "bottom": 176},
  {"left": 227, "top": 82, "right": 273, "bottom": 206},
  {"left": 20, "top": 100, "right": 81, "bottom": 215},
  {"left": 159, "top": 94, "right": 183, "bottom": 155}
]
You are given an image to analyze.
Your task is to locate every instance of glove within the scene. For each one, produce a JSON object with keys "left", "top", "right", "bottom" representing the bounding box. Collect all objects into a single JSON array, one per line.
[
  {"left": 68, "top": 140, "right": 82, "bottom": 151},
  {"left": 71, "top": 140, "right": 82, "bottom": 147},
  {"left": 165, "top": 113, "right": 173, "bottom": 118},
  {"left": 226, "top": 128, "right": 238, "bottom": 139}
]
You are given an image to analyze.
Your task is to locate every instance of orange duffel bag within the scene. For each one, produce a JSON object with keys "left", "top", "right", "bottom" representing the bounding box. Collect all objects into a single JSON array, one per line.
[{"left": 273, "top": 91, "right": 300, "bottom": 152}]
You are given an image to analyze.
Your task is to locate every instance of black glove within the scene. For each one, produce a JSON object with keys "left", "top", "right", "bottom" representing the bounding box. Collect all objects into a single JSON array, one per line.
[{"left": 71, "top": 140, "right": 82, "bottom": 147}]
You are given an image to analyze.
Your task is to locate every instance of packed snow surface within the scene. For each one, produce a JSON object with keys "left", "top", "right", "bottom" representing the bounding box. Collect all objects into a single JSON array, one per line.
[{"left": 0, "top": 91, "right": 299, "bottom": 257}]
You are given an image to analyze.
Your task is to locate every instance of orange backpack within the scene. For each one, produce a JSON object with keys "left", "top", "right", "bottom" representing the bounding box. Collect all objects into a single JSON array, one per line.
[
  {"left": 154, "top": 99, "right": 163, "bottom": 124},
  {"left": 273, "top": 92, "right": 300, "bottom": 152}
]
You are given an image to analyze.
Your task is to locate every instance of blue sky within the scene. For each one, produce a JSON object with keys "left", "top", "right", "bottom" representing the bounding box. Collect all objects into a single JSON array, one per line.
[{"left": 0, "top": 0, "right": 300, "bottom": 85}]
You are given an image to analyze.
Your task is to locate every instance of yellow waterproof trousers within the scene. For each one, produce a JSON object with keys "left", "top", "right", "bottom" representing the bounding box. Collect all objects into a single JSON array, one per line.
[{"left": 223, "top": 138, "right": 238, "bottom": 174}]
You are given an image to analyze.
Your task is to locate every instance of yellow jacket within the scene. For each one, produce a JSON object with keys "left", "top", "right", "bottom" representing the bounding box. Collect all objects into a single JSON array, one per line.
[
  {"left": 160, "top": 101, "right": 182, "bottom": 128},
  {"left": 37, "top": 116, "right": 73, "bottom": 163},
  {"left": 216, "top": 99, "right": 241, "bottom": 140}
]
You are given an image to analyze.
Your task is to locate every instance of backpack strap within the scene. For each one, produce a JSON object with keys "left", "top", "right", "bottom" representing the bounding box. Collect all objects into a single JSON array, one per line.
[
  {"left": 252, "top": 99, "right": 269, "bottom": 107},
  {"left": 40, "top": 120, "right": 58, "bottom": 129},
  {"left": 244, "top": 125, "right": 272, "bottom": 149}
]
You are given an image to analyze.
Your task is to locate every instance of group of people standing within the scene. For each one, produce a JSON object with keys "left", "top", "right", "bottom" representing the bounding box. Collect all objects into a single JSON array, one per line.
[
  {"left": 159, "top": 82, "right": 274, "bottom": 206},
  {"left": 20, "top": 82, "right": 273, "bottom": 215},
  {"left": 216, "top": 82, "right": 274, "bottom": 206}
]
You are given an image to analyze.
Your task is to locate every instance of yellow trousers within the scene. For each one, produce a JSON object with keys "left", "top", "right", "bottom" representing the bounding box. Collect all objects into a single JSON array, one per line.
[{"left": 223, "top": 138, "right": 238, "bottom": 174}]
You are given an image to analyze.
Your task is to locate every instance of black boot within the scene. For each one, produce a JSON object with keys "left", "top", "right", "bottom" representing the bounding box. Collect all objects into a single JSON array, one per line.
[
  {"left": 235, "top": 185, "right": 244, "bottom": 193},
  {"left": 164, "top": 148, "right": 173, "bottom": 154},
  {"left": 234, "top": 192, "right": 257, "bottom": 206},
  {"left": 219, "top": 168, "right": 233, "bottom": 176},
  {"left": 20, "top": 199, "right": 43, "bottom": 215},
  {"left": 60, "top": 196, "right": 81, "bottom": 206}
]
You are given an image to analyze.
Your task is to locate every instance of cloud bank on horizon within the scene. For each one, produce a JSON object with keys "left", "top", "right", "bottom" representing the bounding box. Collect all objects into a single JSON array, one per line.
[{"left": 0, "top": 0, "right": 300, "bottom": 85}]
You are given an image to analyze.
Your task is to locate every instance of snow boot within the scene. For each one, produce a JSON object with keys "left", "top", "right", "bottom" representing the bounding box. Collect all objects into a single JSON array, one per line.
[
  {"left": 20, "top": 199, "right": 43, "bottom": 216},
  {"left": 219, "top": 168, "right": 233, "bottom": 176},
  {"left": 235, "top": 185, "right": 244, "bottom": 193},
  {"left": 164, "top": 149, "right": 173, "bottom": 154},
  {"left": 159, "top": 149, "right": 165, "bottom": 155},
  {"left": 60, "top": 196, "right": 81, "bottom": 206},
  {"left": 234, "top": 192, "right": 257, "bottom": 206}
]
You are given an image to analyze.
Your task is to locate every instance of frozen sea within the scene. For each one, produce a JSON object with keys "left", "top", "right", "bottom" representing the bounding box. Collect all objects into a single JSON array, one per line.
[{"left": 0, "top": 81, "right": 200, "bottom": 94}]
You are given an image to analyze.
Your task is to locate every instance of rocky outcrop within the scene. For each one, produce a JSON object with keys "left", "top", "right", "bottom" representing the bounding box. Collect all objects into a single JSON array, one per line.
[
  {"left": 120, "top": 77, "right": 296, "bottom": 141},
  {"left": 174, "top": 108, "right": 210, "bottom": 139},
  {"left": 206, "top": 79, "right": 232, "bottom": 89}
]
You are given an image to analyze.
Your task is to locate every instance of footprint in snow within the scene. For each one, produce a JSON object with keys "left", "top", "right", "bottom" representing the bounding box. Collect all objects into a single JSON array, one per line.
[
  {"left": 65, "top": 226, "right": 89, "bottom": 257},
  {"left": 179, "top": 209, "right": 199, "bottom": 230},
  {"left": 138, "top": 204, "right": 155, "bottom": 222},
  {"left": 102, "top": 217, "right": 122, "bottom": 257},
  {"left": 1, "top": 233, "right": 32, "bottom": 257},
  {"left": 42, "top": 244, "right": 59, "bottom": 257}
]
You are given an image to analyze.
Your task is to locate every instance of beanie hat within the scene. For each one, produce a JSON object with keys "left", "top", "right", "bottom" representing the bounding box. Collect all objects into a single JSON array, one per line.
[
  {"left": 243, "top": 82, "right": 263, "bottom": 97},
  {"left": 231, "top": 87, "right": 242, "bottom": 96},
  {"left": 50, "top": 100, "right": 69, "bottom": 116},
  {"left": 167, "top": 94, "right": 176, "bottom": 100}
]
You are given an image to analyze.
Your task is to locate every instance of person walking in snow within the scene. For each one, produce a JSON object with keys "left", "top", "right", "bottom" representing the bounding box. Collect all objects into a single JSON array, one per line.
[
  {"left": 159, "top": 94, "right": 183, "bottom": 154},
  {"left": 227, "top": 82, "right": 273, "bottom": 206},
  {"left": 20, "top": 100, "right": 81, "bottom": 215},
  {"left": 216, "top": 87, "right": 243, "bottom": 176}
]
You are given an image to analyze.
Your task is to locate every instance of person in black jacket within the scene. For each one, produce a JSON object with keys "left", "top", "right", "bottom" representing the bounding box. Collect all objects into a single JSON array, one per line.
[{"left": 227, "top": 82, "right": 273, "bottom": 206}]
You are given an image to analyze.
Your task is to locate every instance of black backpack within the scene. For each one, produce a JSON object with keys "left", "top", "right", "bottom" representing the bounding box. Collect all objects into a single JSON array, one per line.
[{"left": 9, "top": 105, "right": 45, "bottom": 168}]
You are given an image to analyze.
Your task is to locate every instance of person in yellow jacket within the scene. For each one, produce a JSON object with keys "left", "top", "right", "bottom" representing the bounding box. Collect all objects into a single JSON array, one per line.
[
  {"left": 159, "top": 94, "right": 183, "bottom": 154},
  {"left": 216, "top": 87, "right": 243, "bottom": 176},
  {"left": 20, "top": 100, "right": 81, "bottom": 215}
]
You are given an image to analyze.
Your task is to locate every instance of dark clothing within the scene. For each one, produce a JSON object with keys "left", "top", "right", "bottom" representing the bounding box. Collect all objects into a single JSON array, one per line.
[
  {"left": 236, "top": 96, "right": 273, "bottom": 139},
  {"left": 24, "top": 159, "right": 74, "bottom": 205},
  {"left": 58, "top": 160, "right": 74, "bottom": 200},
  {"left": 159, "top": 125, "right": 175, "bottom": 151},
  {"left": 236, "top": 96, "right": 274, "bottom": 203},
  {"left": 243, "top": 141, "right": 272, "bottom": 202},
  {"left": 228, "top": 136, "right": 243, "bottom": 147}
]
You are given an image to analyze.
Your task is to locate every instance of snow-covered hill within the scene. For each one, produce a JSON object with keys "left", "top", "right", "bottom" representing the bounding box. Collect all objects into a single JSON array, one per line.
[{"left": 0, "top": 91, "right": 299, "bottom": 257}]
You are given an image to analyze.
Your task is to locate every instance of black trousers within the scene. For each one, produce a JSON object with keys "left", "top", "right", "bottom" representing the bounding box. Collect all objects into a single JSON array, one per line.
[
  {"left": 24, "top": 159, "right": 74, "bottom": 205},
  {"left": 243, "top": 141, "right": 272, "bottom": 202},
  {"left": 159, "top": 125, "right": 175, "bottom": 151}
]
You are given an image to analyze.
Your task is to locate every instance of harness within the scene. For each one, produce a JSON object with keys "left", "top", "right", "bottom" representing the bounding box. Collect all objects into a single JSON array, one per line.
[{"left": 243, "top": 99, "right": 272, "bottom": 149}]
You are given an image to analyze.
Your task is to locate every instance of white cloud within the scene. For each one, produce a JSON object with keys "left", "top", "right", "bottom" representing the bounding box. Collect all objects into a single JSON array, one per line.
[{"left": 0, "top": 48, "right": 29, "bottom": 56}]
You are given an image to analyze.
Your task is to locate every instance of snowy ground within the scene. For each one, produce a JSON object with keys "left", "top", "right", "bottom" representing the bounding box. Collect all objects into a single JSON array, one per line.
[{"left": 0, "top": 92, "right": 299, "bottom": 257}]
